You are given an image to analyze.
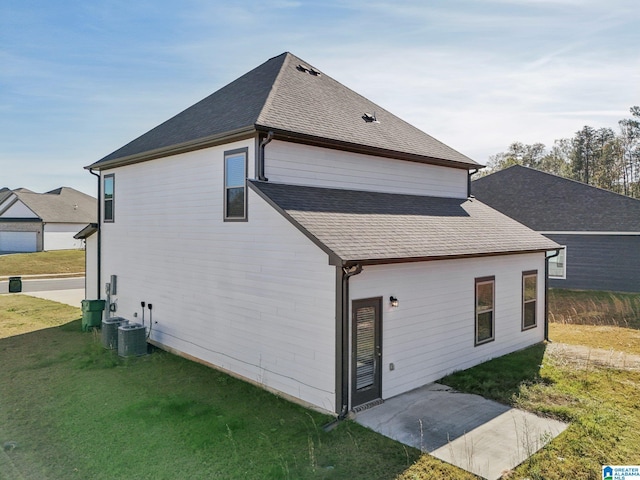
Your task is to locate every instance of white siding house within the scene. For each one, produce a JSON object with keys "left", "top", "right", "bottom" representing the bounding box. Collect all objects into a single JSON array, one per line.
[
  {"left": 86, "top": 52, "right": 559, "bottom": 415},
  {"left": 0, "top": 187, "right": 96, "bottom": 253},
  {"left": 349, "top": 254, "right": 546, "bottom": 401}
]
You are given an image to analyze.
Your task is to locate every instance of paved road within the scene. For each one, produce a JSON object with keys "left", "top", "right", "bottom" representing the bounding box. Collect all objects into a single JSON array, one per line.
[{"left": 0, "top": 277, "right": 85, "bottom": 294}]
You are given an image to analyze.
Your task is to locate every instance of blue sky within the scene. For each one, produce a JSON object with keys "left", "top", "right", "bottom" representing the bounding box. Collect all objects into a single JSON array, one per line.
[{"left": 1, "top": 0, "right": 638, "bottom": 196}]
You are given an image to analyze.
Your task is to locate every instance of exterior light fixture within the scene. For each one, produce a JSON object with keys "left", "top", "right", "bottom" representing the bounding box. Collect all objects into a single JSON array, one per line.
[{"left": 390, "top": 296, "right": 399, "bottom": 308}]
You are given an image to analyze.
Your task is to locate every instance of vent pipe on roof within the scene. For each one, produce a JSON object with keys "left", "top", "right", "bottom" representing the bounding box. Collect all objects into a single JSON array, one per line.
[
  {"left": 362, "top": 112, "right": 379, "bottom": 123},
  {"left": 257, "top": 131, "right": 274, "bottom": 181},
  {"left": 297, "top": 64, "right": 321, "bottom": 76}
]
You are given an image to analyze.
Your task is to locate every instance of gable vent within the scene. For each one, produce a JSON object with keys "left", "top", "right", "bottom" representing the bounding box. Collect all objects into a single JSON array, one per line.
[{"left": 362, "top": 112, "right": 379, "bottom": 123}]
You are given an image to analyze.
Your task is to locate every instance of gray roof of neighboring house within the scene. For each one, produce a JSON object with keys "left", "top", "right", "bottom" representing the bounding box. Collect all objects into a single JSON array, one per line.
[
  {"left": 89, "top": 52, "right": 478, "bottom": 170},
  {"left": 1, "top": 187, "right": 96, "bottom": 223},
  {"left": 0, "top": 187, "right": 11, "bottom": 204},
  {"left": 471, "top": 165, "right": 640, "bottom": 232},
  {"left": 249, "top": 181, "right": 558, "bottom": 265}
]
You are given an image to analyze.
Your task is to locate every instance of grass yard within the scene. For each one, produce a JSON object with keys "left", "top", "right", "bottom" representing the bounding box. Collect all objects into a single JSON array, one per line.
[
  {"left": 3, "top": 291, "right": 640, "bottom": 479},
  {"left": 0, "top": 250, "right": 85, "bottom": 277},
  {"left": 0, "top": 295, "right": 449, "bottom": 480},
  {"left": 441, "top": 324, "right": 640, "bottom": 479}
]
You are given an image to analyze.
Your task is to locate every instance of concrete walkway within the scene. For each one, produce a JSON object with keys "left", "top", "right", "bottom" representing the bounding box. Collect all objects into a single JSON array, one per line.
[
  {"left": 354, "top": 383, "right": 567, "bottom": 480},
  {"left": 19, "top": 288, "right": 86, "bottom": 308}
]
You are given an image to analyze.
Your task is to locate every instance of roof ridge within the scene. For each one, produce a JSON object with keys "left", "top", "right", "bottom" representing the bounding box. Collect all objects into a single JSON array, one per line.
[{"left": 255, "top": 52, "right": 292, "bottom": 126}]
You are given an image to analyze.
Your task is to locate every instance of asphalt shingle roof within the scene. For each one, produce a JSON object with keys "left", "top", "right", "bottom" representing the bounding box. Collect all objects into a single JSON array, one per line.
[
  {"left": 471, "top": 165, "right": 640, "bottom": 232},
  {"left": 91, "top": 52, "right": 478, "bottom": 169},
  {"left": 249, "top": 181, "right": 558, "bottom": 264},
  {"left": 1, "top": 187, "right": 96, "bottom": 223},
  {"left": 0, "top": 188, "right": 11, "bottom": 205}
]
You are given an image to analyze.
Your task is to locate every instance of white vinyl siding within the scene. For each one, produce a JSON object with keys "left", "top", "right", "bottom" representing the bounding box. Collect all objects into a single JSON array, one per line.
[
  {"left": 349, "top": 253, "right": 546, "bottom": 401},
  {"left": 0, "top": 200, "right": 38, "bottom": 218},
  {"left": 43, "top": 223, "right": 86, "bottom": 250},
  {"left": 84, "top": 232, "right": 99, "bottom": 299},
  {"left": 99, "top": 141, "right": 337, "bottom": 413},
  {"left": 264, "top": 140, "right": 468, "bottom": 198}
]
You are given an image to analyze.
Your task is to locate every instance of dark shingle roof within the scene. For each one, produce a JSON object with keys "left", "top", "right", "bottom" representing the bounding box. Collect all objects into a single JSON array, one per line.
[
  {"left": 472, "top": 165, "right": 640, "bottom": 232},
  {"left": 249, "top": 181, "right": 558, "bottom": 264},
  {"left": 90, "top": 52, "right": 478, "bottom": 169},
  {"left": 3, "top": 187, "right": 97, "bottom": 223}
]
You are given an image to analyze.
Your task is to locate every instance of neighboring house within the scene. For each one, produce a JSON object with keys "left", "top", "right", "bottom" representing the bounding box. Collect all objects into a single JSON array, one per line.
[
  {"left": 0, "top": 187, "right": 96, "bottom": 253},
  {"left": 86, "top": 52, "right": 558, "bottom": 415},
  {"left": 472, "top": 165, "right": 640, "bottom": 293}
]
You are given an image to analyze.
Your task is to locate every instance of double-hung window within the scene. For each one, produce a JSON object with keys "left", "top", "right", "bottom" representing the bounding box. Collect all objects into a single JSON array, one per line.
[
  {"left": 104, "top": 174, "right": 114, "bottom": 222},
  {"left": 522, "top": 271, "right": 538, "bottom": 330},
  {"left": 224, "top": 148, "right": 247, "bottom": 220},
  {"left": 475, "top": 276, "right": 495, "bottom": 345}
]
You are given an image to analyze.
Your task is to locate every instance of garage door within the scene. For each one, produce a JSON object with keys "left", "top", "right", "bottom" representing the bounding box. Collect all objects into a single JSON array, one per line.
[{"left": 0, "top": 232, "right": 37, "bottom": 252}]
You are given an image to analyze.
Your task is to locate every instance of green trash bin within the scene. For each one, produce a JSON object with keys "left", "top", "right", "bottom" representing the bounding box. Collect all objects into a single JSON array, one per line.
[
  {"left": 8, "top": 276, "right": 22, "bottom": 293},
  {"left": 81, "top": 299, "right": 106, "bottom": 331}
]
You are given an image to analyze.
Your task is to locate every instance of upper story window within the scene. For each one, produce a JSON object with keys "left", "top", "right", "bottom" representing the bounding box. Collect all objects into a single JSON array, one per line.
[
  {"left": 548, "top": 248, "right": 566, "bottom": 279},
  {"left": 104, "top": 174, "right": 114, "bottom": 222},
  {"left": 522, "top": 270, "right": 538, "bottom": 330},
  {"left": 224, "top": 148, "right": 247, "bottom": 221},
  {"left": 475, "top": 276, "right": 495, "bottom": 346}
]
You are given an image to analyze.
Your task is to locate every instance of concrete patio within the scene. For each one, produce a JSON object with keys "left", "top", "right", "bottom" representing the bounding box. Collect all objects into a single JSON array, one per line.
[{"left": 354, "top": 383, "right": 567, "bottom": 480}]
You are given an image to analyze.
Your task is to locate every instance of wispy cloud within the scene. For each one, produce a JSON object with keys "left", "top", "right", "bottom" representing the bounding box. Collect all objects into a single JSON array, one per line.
[{"left": 0, "top": 0, "right": 638, "bottom": 193}]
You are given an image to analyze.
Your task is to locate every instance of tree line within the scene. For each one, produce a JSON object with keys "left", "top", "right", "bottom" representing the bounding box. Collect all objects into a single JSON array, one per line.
[{"left": 480, "top": 106, "right": 640, "bottom": 198}]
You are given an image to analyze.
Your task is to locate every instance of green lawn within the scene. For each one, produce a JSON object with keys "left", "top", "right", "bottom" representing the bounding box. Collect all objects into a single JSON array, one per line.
[
  {"left": 2, "top": 293, "right": 640, "bottom": 479},
  {"left": 441, "top": 326, "right": 640, "bottom": 479},
  {"left": 0, "top": 250, "right": 85, "bottom": 277},
  {"left": 0, "top": 296, "right": 433, "bottom": 480}
]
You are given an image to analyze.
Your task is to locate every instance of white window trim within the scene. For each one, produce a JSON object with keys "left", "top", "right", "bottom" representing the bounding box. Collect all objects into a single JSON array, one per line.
[{"left": 548, "top": 246, "right": 566, "bottom": 279}]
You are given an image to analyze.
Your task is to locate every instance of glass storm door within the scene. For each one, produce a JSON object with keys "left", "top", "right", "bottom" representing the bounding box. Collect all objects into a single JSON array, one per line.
[{"left": 351, "top": 297, "right": 382, "bottom": 407}]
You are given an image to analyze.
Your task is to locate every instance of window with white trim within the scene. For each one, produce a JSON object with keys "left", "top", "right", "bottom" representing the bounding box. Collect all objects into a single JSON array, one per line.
[
  {"left": 548, "top": 248, "right": 566, "bottom": 279},
  {"left": 224, "top": 149, "right": 247, "bottom": 221},
  {"left": 475, "top": 276, "right": 495, "bottom": 345},
  {"left": 522, "top": 270, "right": 537, "bottom": 330}
]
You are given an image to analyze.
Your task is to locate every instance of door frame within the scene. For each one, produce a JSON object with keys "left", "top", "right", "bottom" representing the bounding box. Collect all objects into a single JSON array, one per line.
[{"left": 351, "top": 296, "right": 383, "bottom": 408}]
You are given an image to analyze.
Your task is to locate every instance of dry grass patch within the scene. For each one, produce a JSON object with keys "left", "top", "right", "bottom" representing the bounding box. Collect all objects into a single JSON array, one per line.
[
  {"left": 0, "top": 250, "right": 85, "bottom": 277},
  {"left": 549, "top": 289, "right": 640, "bottom": 329},
  {"left": 0, "top": 294, "right": 81, "bottom": 338},
  {"left": 549, "top": 323, "right": 640, "bottom": 356}
]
